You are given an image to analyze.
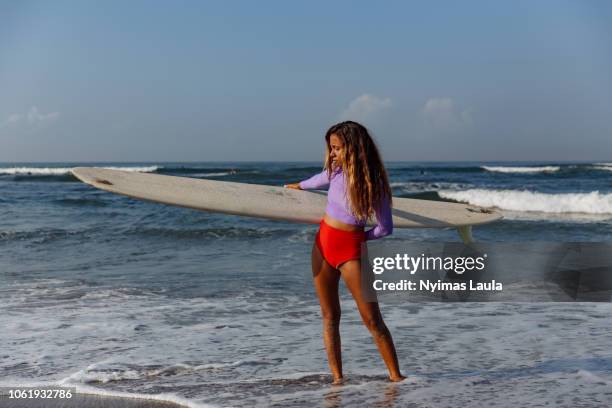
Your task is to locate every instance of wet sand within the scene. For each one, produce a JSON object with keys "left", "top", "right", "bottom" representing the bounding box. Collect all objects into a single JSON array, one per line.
[{"left": 0, "top": 393, "right": 188, "bottom": 408}]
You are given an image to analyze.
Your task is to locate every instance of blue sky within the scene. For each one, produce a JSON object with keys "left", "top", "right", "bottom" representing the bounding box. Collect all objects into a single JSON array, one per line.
[{"left": 1, "top": 0, "right": 611, "bottom": 162}]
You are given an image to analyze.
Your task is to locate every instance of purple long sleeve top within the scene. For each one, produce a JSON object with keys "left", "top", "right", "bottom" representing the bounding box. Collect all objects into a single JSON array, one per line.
[{"left": 299, "top": 168, "right": 393, "bottom": 240}]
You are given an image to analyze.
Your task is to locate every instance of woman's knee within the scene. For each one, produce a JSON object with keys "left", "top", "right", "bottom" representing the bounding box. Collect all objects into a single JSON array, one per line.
[
  {"left": 362, "top": 314, "right": 386, "bottom": 334},
  {"left": 322, "top": 311, "right": 341, "bottom": 328}
]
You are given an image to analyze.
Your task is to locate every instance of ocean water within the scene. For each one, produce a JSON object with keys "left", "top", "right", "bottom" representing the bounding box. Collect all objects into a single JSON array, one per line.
[{"left": 1, "top": 161, "right": 612, "bottom": 407}]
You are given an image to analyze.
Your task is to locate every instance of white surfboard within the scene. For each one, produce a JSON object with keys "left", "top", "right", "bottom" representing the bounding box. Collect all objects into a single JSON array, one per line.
[{"left": 71, "top": 167, "right": 502, "bottom": 242}]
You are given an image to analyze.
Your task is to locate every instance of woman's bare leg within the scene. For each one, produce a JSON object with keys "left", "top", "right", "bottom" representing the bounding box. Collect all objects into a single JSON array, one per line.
[
  {"left": 312, "top": 243, "right": 344, "bottom": 383},
  {"left": 339, "top": 259, "right": 405, "bottom": 381}
]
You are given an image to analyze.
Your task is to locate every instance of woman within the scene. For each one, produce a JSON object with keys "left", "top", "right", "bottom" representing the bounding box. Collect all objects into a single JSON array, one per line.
[{"left": 285, "top": 121, "right": 405, "bottom": 384}]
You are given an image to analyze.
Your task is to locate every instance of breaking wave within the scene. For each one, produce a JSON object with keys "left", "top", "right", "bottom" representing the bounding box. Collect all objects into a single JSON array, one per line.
[
  {"left": 439, "top": 189, "right": 612, "bottom": 214},
  {"left": 482, "top": 166, "right": 561, "bottom": 173},
  {"left": 0, "top": 166, "right": 160, "bottom": 176}
]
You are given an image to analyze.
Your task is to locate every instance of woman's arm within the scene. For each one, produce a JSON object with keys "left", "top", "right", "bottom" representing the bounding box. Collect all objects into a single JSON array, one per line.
[
  {"left": 365, "top": 194, "right": 393, "bottom": 240},
  {"left": 285, "top": 170, "right": 331, "bottom": 190}
]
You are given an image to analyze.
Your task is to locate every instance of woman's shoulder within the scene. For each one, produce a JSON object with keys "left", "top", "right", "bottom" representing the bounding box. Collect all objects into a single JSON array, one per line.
[{"left": 328, "top": 167, "right": 343, "bottom": 182}]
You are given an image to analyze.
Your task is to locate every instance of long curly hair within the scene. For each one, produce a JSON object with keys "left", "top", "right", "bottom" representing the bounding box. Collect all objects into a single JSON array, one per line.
[{"left": 323, "top": 121, "right": 392, "bottom": 222}]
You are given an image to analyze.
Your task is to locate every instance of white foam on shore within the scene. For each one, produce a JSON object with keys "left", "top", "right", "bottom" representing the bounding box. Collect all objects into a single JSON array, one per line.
[
  {"left": 0, "top": 166, "right": 160, "bottom": 176},
  {"left": 439, "top": 189, "right": 612, "bottom": 214},
  {"left": 481, "top": 166, "right": 560, "bottom": 173},
  {"left": 592, "top": 166, "right": 612, "bottom": 172},
  {"left": 3, "top": 278, "right": 612, "bottom": 407},
  {"left": 62, "top": 360, "right": 279, "bottom": 385},
  {"left": 0, "top": 380, "right": 211, "bottom": 408}
]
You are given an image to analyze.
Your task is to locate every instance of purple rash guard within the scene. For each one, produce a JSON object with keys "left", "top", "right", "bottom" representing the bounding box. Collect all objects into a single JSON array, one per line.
[{"left": 299, "top": 168, "right": 393, "bottom": 240}]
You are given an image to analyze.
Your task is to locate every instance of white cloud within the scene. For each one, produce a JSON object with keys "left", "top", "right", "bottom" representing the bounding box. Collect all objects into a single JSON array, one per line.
[
  {"left": 339, "top": 94, "right": 392, "bottom": 122},
  {"left": 1, "top": 106, "right": 60, "bottom": 128},
  {"left": 7, "top": 114, "right": 23, "bottom": 123},
  {"left": 26, "top": 106, "right": 60, "bottom": 123},
  {"left": 421, "top": 97, "right": 472, "bottom": 130}
]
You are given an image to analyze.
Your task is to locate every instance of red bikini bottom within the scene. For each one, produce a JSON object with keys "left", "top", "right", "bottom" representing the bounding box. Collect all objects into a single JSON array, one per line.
[{"left": 315, "top": 219, "right": 365, "bottom": 269}]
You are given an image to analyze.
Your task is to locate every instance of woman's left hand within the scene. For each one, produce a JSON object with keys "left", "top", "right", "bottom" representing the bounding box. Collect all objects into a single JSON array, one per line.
[{"left": 284, "top": 183, "right": 301, "bottom": 189}]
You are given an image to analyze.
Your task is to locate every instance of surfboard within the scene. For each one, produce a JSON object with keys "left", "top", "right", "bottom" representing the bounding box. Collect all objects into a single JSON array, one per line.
[{"left": 71, "top": 167, "right": 502, "bottom": 242}]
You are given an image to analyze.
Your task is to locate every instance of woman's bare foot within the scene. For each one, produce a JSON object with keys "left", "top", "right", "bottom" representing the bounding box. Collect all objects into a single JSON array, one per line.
[
  {"left": 389, "top": 374, "right": 407, "bottom": 382},
  {"left": 332, "top": 376, "right": 346, "bottom": 385}
]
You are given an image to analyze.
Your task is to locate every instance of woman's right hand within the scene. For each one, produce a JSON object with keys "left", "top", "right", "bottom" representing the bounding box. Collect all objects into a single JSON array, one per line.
[{"left": 284, "top": 183, "right": 302, "bottom": 190}]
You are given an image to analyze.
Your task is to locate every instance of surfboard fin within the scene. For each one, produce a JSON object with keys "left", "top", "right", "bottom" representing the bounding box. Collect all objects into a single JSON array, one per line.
[{"left": 457, "top": 225, "right": 473, "bottom": 244}]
